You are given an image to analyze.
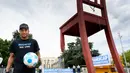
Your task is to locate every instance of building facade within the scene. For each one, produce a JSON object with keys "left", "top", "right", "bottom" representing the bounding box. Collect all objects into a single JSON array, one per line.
[
  {"left": 51, "top": 57, "right": 64, "bottom": 68},
  {"left": 41, "top": 57, "right": 58, "bottom": 68}
]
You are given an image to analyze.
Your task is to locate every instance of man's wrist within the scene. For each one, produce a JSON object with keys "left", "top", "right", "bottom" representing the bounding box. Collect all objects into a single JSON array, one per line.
[
  {"left": 5, "top": 68, "right": 10, "bottom": 72},
  {"left": 6, "top": 66, "right": 11, "bottom": 71}
]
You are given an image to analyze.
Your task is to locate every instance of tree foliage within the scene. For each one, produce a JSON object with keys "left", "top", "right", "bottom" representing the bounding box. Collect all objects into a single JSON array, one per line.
[
  {"left": 0, "top": 38, "right": 11, "bottom": 66},
  {"left": 61, "top": 38, "right": 100, "bottom": 68},
  {"left": 122, "top": 50, "right": 130, "bottom": 67}
]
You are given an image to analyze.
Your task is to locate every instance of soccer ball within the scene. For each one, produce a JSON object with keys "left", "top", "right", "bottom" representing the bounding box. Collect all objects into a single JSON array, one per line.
[{"left": 23, "top": 52, "right": 38, "bottom": 67}]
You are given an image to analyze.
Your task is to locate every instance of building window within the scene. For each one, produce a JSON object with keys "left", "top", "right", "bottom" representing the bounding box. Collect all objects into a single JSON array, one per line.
[
  {"left": 51, "top": 60, "right": 54, "bottom": 63},
  {"left": 47, "top": 60, "right": 50, "bottom": 64},
  {"left": 48, "top": 64, "right": 50, "bottom": 68},
  {"left": 44, "top": 64, "right": 45, "bottom": 68},
  {"left": 44, "top": 60, "right": 46, "bottom": 64}
]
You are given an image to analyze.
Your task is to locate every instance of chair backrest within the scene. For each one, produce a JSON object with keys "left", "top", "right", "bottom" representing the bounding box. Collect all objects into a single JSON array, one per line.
[
  {"left": 83, "top": 0, "right": 104, "bottom": 9},
  {"left": 77, "top": 0, "right": 107, "bottom": 18}
]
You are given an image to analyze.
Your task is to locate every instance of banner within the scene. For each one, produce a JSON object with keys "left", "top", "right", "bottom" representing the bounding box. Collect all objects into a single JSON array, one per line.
[
  {"left": 92, "top": 55, "right": 111, "bottom": 66},
  {"left": 43, "top": 69, "right": 73, "bottom": 73}
]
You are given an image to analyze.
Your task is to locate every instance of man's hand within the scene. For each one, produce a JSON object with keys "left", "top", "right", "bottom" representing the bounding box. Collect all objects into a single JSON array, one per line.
[
  {"left": 5, "top": 67, "right": 10, "bottom": 73},
  {"left": 36, "top": 51, "right": 41, "bottom": 64},
  {"left": 27, "top": 66, "right": 34, "bottom": 68}
]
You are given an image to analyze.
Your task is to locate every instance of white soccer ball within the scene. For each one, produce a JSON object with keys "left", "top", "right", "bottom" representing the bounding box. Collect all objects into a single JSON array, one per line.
[{"left": 23, "top": 52, "right": 38, "bottom": 67}]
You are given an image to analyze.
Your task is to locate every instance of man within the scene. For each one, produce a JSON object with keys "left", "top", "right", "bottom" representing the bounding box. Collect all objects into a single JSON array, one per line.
[{"left": 6, "top": 23, "right": 41, "bottom": 73}]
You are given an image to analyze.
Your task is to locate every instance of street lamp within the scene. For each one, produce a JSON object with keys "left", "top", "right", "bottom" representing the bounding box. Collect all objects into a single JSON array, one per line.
[{"left": 118, "top": 33, "right": 129, "bottom": 73}]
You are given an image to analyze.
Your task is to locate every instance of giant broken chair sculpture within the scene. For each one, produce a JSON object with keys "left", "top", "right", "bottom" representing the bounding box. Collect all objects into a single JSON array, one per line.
[{"left": 60, "top": 0, "right": 125, "bottom": 73}]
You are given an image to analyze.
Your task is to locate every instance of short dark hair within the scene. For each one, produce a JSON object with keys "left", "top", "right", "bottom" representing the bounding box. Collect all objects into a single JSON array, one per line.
[{"left": 19, "top": 23, "right": 29, "bottom": 30}]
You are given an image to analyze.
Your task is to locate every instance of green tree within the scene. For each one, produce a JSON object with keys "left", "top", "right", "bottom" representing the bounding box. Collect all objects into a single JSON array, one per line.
[
  {"left": 61, "top": 38, "right": 100, "bottom": 68},
  {"left": 13, "top": 30, "right": 20, "bottom": 40},
  {"left": 0, "top": 38, "right": 11, "bottom": 66},
  {"left": 122, "top": 50, "right": 130, "bottom": 67}
]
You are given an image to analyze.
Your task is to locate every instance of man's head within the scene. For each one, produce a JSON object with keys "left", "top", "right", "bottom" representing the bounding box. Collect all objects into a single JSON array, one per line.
[{"left": 19, "top": 23, "right": 29, "bottom": 39}]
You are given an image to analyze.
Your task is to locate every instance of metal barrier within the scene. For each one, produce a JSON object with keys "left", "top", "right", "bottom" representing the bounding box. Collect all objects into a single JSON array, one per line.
[
  {"left": 1, "top": 68, "right": 130, "bottom": 73},
  {"left": 0, "top": 68, "right": 13, "bottom": 73}
]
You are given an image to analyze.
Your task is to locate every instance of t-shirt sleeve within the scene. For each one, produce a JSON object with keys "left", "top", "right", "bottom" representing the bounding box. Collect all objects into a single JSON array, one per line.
[
  {"left": 34, "top": 40, "right": 40, "bottom": 52},
  {"left": 9, "top": 41, "right": 15, "bottom": 53}
]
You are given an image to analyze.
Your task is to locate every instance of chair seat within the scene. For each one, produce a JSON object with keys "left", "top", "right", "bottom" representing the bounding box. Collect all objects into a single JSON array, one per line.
[{"left": 60, "top": 11, "right": 107, "bottom": 37}]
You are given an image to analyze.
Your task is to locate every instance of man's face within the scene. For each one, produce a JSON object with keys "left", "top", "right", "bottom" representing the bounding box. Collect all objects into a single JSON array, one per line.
[{"left": 19, "top": 29, "right": 29, "bottom": 38}]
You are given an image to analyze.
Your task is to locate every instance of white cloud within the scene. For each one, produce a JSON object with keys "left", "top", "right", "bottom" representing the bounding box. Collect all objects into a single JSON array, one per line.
[{"left": 0, "top": 0, "right": 129, "bottom": 57}]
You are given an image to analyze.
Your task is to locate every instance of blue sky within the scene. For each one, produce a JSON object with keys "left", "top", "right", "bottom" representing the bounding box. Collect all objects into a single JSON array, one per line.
[{"left": 0, "top": 0, "right": 130, "bottom": 57}]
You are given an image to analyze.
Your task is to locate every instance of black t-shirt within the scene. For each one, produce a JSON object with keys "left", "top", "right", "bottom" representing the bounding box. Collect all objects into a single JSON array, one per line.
[{"left": 9, "top": 38, "right": 40, "bottom": 70}]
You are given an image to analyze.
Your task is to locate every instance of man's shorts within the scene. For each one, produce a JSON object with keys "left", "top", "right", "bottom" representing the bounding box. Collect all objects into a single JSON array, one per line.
[{"left": 13, "top": 68, "right": 35, "bottom": 73}]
